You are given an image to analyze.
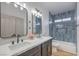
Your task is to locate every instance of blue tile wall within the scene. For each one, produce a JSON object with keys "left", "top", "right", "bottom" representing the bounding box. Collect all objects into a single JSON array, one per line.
[{"left": 49, "top": 10, "right": 77, "bottom": 43}]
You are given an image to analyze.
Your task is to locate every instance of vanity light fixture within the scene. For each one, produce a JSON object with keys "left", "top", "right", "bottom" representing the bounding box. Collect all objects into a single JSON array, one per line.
[
  {"left": 23, "top": 3, "right": 26, "bottom": 8},
  {"left": 14, "top": 3, "right": 25, "bottom": 11},
  {"left": 31, "top": 9, "right": 37, "bottom": 15},
  {"left": 31, "top": 9, "right": 42, "bottom": 17}
]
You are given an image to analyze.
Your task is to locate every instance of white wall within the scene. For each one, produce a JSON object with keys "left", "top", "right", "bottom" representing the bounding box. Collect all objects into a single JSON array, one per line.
[{"left": 25, "top": 3, "right": 49, "bottom": 36}]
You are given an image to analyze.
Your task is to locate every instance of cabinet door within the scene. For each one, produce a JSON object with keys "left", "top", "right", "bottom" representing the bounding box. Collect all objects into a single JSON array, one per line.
[
  {"left": 47, "top": 40, "right": 52, "bottom": 56},
  {"left": 41, "top": 41, "right": 48, "bottom": 56},
  {"left": 41, "top": 40, "right": 52, "bottom": 56},
  {"left": 18, "top": 45, "right": 41, "bottom": 56}
]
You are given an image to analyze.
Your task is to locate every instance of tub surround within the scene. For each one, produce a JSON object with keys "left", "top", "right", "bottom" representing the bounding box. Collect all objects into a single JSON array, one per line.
[
  {"left": 0, "top": 36, "right": 52, "bottom": 56},
  {"left": 52, "top": 40, "right": 76, "bottom": 54}
]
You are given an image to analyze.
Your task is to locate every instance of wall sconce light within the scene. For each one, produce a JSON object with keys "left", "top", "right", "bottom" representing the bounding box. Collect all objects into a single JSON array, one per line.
[
  {"left": 5, "top": 2, "right": 27, "bottom": 11},
  {"left": 31, "top": 9, "right": 42, "bottom": 17}
]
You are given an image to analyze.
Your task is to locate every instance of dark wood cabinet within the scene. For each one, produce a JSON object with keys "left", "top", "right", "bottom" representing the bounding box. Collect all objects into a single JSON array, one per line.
[
  {"left": 41, "top": 41, "right": 48, "bottom": 56},
  {"left": 18, "top": 39, "right": 52, "bottom": 56},
  {"left": 18, "top": 45, "right": 41, "bottom": 56},
  {"left": 41, "top": 39, "right": 52, "bottom": 56},
  {"left": 47, "top": 39, "right": 52, "bottom": 56}
]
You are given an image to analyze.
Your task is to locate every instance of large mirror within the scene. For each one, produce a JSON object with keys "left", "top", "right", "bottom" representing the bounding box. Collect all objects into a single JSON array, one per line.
[
  {"left": 0, "top": 2, "right": 28, "bottom": 38},
  {"left": 32, "top": 9, "right": 42, "bottom": 36}
]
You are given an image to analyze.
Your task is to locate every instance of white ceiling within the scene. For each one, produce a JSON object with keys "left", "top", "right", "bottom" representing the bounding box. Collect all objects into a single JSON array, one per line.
[{"left": 26, "top": 2, "right": 76, "bottom": 15}]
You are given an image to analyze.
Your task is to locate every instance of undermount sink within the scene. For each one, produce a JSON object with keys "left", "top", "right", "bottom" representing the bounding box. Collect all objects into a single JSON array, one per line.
[
  {"left": 8, "top": 42, "right": 30, "bottom": 50},
  {"left": 8, "top": 37, "right": 43, "bottom": 50}
]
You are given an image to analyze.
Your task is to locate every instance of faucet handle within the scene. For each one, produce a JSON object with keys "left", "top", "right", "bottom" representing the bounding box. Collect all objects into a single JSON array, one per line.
[
  {"left": 21, "top": 39, "right": 23, "bottom": 42},
  {"left": 12, "top": 41, "right": 14, "bottom": 45}
]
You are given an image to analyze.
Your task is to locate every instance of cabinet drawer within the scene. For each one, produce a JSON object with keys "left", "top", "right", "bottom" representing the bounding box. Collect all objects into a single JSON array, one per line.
[
  {"left": 41, "top": 39, "right": 52, "bottom": 56},
  {"left": 18, "top": 45, "right": 41, "bottom": 56},
  {"left": 32, "top": 50, "right": 41, "bottom": 56}
]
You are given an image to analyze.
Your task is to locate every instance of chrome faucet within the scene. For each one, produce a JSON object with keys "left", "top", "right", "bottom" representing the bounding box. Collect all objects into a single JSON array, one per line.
[{"left": 16, "top": 34, "right": 20, "bottom": 43}]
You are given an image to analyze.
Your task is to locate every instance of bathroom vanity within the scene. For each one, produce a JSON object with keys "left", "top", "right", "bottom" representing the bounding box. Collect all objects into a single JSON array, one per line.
[
  {"left": 0, "top": 36, "right": 52, "bottom": 56},
  {"left": 18, "top": 38, "right": 52, "bottom": 56}
]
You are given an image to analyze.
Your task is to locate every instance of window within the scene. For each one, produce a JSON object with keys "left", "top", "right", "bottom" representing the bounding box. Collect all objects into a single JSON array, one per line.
[
  {"left": 55, "top": 19, "right": 62, "bottom": 23},
  {"left": 55, "top": 17, "right": 71, "bottom": 23},
  {"left": 56, "top": 24, "right": 63, "bottom": 28},
  {"left": 63, "top": 17, "right": 71, "bottom": 22}
]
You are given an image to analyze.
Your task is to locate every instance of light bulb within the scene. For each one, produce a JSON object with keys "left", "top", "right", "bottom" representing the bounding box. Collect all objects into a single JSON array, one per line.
[
  {"left": 34, "top": 10, "right": 37, "bottom": 14},
  {"left": 31, "top": 9, "right": 37, "bottom": 16},
  {"left": 37, "top": 12, "right": 40, "bottom": 16},
  {"left": 23, "top": 3, "right": 26, "bottom": 8},
  {"left": 20, "top": 7, "right": 23, "bottom": 10},
  {"left": 39, "top": 13, "right": 42, "bottom": 17},
  {"left": 31, "top": 10, "right": 35, "bottom": 15},
  {"left": 14, "top": 4, "right": 18, "bottom": 8}
]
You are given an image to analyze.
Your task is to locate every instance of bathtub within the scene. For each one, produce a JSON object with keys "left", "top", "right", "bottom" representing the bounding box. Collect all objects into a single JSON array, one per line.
[{"left": 52, "top": 40, "right": 76, "bottom": 54}]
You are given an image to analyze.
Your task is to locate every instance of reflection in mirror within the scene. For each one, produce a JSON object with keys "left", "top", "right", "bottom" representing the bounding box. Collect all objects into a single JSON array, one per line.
[
  {"left": 32, "top": 9, "right": 42, "bottom": 37},
  {"left": 0, "top": 2, "right": 28, "bottom": 38}
]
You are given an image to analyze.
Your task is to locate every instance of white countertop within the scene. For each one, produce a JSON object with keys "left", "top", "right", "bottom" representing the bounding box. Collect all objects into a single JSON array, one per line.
[{"left": 0, "top": 36, "right": 52, "bottom": 56}]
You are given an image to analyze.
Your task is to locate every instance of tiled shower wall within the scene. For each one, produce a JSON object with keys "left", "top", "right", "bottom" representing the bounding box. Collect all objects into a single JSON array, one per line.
[{"left": 49, "top": 10, "right": 77, "bottom": 43}]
